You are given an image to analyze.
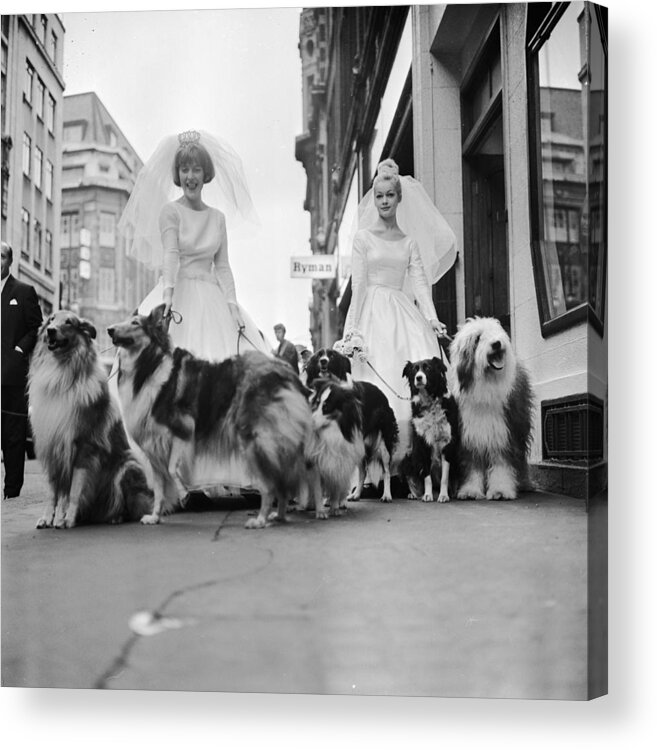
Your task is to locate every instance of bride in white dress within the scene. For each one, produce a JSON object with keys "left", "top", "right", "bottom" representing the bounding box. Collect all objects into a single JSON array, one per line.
[
  {"left": 117, "top": 129, "right": 270, "bottom": 493},
  {"left": 119, "top": 129, "right": 270, "bottom": 360},
  {"left": 340, "top": 159, "right": 457, "bottom": 464}
]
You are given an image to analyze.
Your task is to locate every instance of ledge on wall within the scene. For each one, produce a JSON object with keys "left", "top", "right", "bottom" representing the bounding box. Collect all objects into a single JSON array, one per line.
[{"left": 529, "top": 460, "right": 607, "bottom": 505}]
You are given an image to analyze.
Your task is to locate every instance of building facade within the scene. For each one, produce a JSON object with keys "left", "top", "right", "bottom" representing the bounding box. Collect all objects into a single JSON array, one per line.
[
  {"left": 2, "top": 13, "right": 65, "bottom": 314},
  {"left": 60, "top": 92, "right": 157, "bottom": 368},
  {"left": 296, "top": 3, "right": 607, "bottom": 499}
]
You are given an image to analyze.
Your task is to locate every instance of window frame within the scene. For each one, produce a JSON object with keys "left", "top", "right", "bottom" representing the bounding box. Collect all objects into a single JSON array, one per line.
[
  {"left": 22, "top": 132, "right": 31, "bottom": 177},
  {"left": 526, "top": 1, "right": 608, "bottom": 338},
  {"left": 24, "top": 60, "right": 34, "bottom": 105}
]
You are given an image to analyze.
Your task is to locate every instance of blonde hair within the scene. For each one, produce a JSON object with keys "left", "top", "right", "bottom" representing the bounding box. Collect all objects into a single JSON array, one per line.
[{"left": 372, "top": 158, "right": 402, "bottom": 198}]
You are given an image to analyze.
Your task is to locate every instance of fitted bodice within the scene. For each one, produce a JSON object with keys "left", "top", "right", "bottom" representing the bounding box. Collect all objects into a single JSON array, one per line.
[
  {"left": 159, "top": 201, "right": 236, "bottom": 301},
  {"left": 361, "top": 230, "right": 413, "bottom": 290},
  {"left": 345, "top": 228, "right": 438, "bottom": 331}
]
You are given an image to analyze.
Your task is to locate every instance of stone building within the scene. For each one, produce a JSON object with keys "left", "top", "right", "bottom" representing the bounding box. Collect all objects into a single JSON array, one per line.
[
  {"left": 60, "top": 92, "right": 157, "bottom": 368},
  {"left": 295, "top": 3, "right": 607, "bottom": 499},
  {"left": 2, "top": 13, "right": 65, "bottom": 314}
]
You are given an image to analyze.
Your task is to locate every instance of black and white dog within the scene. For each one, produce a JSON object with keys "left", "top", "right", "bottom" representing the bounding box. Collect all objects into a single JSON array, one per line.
[
  {"left": 400, "top": 357, "right": 459, "bottom": 503},
  {"left": 108, "top": 304, "right": 315, "bottom": 528},
  {"left": 305, "top": 348, "right": 398, "bottom": 502},
  {"left": 302, "top": 378, "right": 366, "bottom": 518}
]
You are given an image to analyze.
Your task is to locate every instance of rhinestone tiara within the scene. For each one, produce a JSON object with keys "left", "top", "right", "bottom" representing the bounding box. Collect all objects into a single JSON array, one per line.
[{"left": 178, "top": 130, "right": 201, "bottom": 145}]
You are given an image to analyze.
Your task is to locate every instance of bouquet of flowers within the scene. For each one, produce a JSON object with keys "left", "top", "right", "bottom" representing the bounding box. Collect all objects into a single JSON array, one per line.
[{"left": 333, "top": 329, "right": 368, "bottom": 363}]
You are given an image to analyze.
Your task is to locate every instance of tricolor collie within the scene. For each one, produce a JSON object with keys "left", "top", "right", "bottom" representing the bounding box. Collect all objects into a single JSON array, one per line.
[
  {"left": 302, "top": 378, "right": 365, "bottom": 518},
  {"left": 28, "top": 311, "right": 153, "bottom": 529},
  {"left": 305, "top": 348, "right": 398, "bottom": 502},
  {"left": 449, "top": 317, "right": 533, "bottom": 500},
  {"left": 400, "top": 357, "right": 459, "bottom": 503},
  {"left": 108, "top": 304, "right": 314, "bottom": 528}
]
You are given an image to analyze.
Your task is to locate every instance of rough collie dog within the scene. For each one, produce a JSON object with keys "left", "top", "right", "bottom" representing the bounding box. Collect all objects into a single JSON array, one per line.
[
  {"left": 107, "top": 304, "right": 314, "bottom": 528},
  {"left": 449, "top": 317, "right": 533, "bottom": 500},
  {"left": 400, "top": 357, "right": 459, "bottom": 503},
  {"left": 305, "top": 348, "right": 398, "bottom": 502},
  {"left": 301, "top": 379, "right": 366, "bottom": 518},
  {"left": 28, "top": 311, "right": 153, "bottom": 529}
]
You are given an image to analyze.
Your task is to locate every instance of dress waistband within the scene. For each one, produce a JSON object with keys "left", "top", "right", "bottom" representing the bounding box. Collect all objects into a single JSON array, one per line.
[{"left": 177, "top": 269, "right": 218, "bottom": 284}]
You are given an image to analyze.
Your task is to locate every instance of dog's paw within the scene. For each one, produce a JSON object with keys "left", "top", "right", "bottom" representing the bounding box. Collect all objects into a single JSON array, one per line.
[
  {"left": 346, "top": 489, "right": 361, "bottom": 501},
  {"left": 379, "top": 494, "right": 392, "bottom": 503},
  {"left": 245, "top": 516, "right": 267, "bottom": 529},
  {"left": 421, "top": 493, "right": 435, "bottom": 503},
  {"left": 486, "top": 490, "right": 515, "bottom": 501},
  {"left": 140, "top": 514, "right": 161, "bottom": 525},
  {"left": 36, "top": 517, "right": 52, "bottom": 529},
  {"left": 457, "top": 486, "right": 485, "bottom": 500},
  {"left": 267, "top": 511, "right": 288, "bottom": 523},
  {"left": 328, "top": 507, "right": 343, "bottom": 517},
  {"left": 54, "top": 517, "right": 75, "bottom": 529},
  {"left": 316, "top": 509, "right": 329, "bottom": 520},
  {"left": 437, "top": 493, "right": 450, "bottom": 503}
]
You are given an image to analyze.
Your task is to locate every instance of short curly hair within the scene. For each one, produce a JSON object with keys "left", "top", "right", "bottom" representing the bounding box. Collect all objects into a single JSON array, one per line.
[{"left": 172, "top": 142, "right": 215, "bottom": 186}]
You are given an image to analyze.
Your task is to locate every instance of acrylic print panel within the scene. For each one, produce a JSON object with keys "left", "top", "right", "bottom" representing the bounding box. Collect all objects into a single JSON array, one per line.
[{"left": 1, "top": 2, "right": 606, "bottom": 700}]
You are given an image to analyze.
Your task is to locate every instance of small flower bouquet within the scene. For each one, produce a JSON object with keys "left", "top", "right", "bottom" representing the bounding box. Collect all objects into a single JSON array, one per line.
[{"left": 334, "top": 329, "right": 368, "bottom": 363}]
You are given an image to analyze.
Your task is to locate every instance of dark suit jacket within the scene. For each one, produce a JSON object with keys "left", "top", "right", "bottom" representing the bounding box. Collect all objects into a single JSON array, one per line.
[
  {"left": 275, "top": 339, "right": 299, "bottom": 374},
  {"left": 1, "top": 275, "right": 43, "bottom": 387}
]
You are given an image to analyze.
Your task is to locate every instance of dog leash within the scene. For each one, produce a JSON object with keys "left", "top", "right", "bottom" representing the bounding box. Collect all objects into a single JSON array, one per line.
[{"left": 362, "top": 331, "right": 453, "bottom": 401}]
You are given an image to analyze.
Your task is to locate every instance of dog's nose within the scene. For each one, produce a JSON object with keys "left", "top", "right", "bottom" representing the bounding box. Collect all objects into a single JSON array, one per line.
[
  {"left": 491, "top": 340, "right": 502, "bottom": 351},
  {"left": 319, "top": 356, "right": 328, "bottom": 366},
  {"left": 107, "top": 327, "right": 114, "bottom": 337}
]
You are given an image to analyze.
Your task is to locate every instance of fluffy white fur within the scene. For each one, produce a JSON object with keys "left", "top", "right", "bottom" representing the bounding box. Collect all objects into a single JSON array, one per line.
[{"left": 449, "top": 317, "right": 533, "bottom": 500}]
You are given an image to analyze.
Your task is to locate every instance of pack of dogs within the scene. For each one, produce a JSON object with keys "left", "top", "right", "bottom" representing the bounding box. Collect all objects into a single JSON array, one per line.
[{"left": 27, "top": 307, "right": 534, "bottom": 530}]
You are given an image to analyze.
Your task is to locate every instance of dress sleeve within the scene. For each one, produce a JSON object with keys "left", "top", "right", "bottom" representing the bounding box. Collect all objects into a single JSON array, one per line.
[
  {"left": 158, "top": 203, "right": 180, "bottom": 290},
  {"left": 344, "top": 231, "right": 368, "bottom": 333},
  {"left": 212, "top": 211, "right": 238, "bottom": 304},
  {"left": 408, "top": 238, "right": 439, "bottom": 321}
]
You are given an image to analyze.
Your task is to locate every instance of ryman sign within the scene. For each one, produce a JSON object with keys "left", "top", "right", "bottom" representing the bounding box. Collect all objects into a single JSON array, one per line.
[{"left": 290, "top": 255, "right": 337, "bottom": 279}]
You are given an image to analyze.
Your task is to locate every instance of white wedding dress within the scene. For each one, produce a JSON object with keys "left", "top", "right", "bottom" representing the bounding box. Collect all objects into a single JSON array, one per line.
[
  {"left": 345, "top": 228, "right": 449, "bottom": 465},
  {"left": 131, "top": 200, "right": 271, "bottom": 493},
  {"left": 137, "top": 201, "right": 270, "bottom": 360}
]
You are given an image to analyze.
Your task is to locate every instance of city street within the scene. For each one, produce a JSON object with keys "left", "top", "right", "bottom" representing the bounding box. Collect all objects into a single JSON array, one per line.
[{"left": 2, "top": 459, "right": 600, "bottom": 699}]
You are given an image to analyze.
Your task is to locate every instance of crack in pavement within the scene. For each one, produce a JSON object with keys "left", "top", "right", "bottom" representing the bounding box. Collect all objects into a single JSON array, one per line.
[{"left": 94, "top": 547, "right": 275, "bottom": 689}]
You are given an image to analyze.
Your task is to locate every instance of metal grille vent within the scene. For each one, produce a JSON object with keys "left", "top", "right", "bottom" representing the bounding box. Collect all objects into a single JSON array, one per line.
[{"left": 542, "top": 394, "right": 604, "bottom": 461}]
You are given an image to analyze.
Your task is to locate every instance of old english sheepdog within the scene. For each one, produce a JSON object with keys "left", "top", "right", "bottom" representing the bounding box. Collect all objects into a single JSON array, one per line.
[{"left": 449, "top": 317, "right": 533, "bottom": 500}]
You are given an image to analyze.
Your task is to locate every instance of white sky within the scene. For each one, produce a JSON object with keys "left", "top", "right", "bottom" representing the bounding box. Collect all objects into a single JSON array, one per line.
[{"left": 59, "top": 5, "right": 314, "bottom": 346}]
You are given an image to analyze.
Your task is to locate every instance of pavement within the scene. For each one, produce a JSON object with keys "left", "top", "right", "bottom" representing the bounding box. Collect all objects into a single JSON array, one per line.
[{"left": 1, "top": 459, "right": 605, "bottom": 699}]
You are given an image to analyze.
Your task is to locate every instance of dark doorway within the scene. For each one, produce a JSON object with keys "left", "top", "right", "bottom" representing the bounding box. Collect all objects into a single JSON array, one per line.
[{"left": 463, "top": 112, "right": 510, "bottom": 333}]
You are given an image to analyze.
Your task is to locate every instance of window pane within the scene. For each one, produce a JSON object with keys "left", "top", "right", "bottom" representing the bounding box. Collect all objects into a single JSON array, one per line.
[
  {"left": 22, "top": 133, "right": 31, "bottom": 176},
  {"left": 537, "top": 2, "right": 586, "bottom": 317}
]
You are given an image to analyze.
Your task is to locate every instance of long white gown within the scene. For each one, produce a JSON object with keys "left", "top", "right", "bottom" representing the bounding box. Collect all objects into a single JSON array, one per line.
[
  {"left": 132, "top": 200, "right": 271, "bottom": 493},
  {"left": 344, "top": 228, "right": 448, "bottom": 466}
]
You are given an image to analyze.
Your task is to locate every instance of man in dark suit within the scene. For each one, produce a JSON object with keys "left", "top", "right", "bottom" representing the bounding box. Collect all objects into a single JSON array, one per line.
[
  {"left": 2, "top": 241, "right": 43, "bottom": 499},
  {"left": 272, "top": 323, "right": 299, "bottom": 374}
]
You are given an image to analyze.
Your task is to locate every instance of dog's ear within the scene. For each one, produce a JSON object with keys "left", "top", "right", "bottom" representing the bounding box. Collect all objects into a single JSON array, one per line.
[
  {"left": 432, "top": 356, "right": 446, "bottom": 374},
  {"left": 149, "top": 303, "right": 167, "bottom": 327},
  {"left": 402, "top": 361, "right": 413, "bottom": 380},
  {"left": 79, "top": 318, "right": 97, "bottom": 340}
]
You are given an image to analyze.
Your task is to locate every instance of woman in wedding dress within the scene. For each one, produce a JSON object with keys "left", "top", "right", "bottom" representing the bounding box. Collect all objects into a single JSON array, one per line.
[
  {"left": 119, "top": 129, "right": 270, "bottom": 361},
  {"left": 339, "top": 159, "right": 457, "bottom": 464},
  {"left": 117, "top": 129, "right": 270, "bottom": 493}
]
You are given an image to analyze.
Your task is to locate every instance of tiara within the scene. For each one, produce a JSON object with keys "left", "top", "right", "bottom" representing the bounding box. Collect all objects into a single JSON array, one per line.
[{"left": 178, "top": 130, "right": 201, "bottom": 145}]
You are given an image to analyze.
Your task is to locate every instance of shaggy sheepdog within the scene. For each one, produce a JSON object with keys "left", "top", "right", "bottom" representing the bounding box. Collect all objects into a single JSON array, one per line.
[
  {"left": 305, "top": 348, "right": 398, "bottom": 502},
  {"left": 108, "top": 304, "right": 315, "bottom": 528},
  {"left": 449, "top": 317, "right": 533, "bottom": 500},
  {"left": 28, "top": 311, "right": 153, "bottom": 529},
  {"left": 400, "top": 357, "right": 459, "bottom": 503},
  {"left": 300, "top": 378, "right": 366, "bottom": 518}
]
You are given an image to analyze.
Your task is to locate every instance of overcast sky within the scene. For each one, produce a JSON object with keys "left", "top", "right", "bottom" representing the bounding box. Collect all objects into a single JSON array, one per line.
[{"left": 60, "top": 6, "right": 313, "bottom": 346}]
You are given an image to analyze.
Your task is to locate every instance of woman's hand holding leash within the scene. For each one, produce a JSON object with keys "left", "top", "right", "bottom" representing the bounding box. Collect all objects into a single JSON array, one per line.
[
  {"left": 430, "top": 318, "right": 448, "bottom": 338},
  {"left": 228, "top": 301, "right": 245, "bottom": 331},
  {"left": 162, "top": 287, "right": 174, "bottom": 318}
]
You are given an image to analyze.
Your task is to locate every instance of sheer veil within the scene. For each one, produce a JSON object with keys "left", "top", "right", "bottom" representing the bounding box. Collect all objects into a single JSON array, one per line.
[
  {"left": 118, "top": 129, "right": 258, "bottom": 270},
  {"left": 353, "top": 167, "right": 457, "bottom": 288}
]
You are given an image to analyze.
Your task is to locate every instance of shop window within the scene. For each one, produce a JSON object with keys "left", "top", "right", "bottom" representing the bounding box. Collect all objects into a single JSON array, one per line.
[{"left": 527, "top": 2, "right": 607, "bottom": 336}]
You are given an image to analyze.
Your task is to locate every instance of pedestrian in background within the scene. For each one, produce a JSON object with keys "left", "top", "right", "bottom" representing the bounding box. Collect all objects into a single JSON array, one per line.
[
  {"left": 273, "top": 323, "right": 299, "bottom": 374},
  {"left": 1, "top": 242, "right": 43, "bottom": 500}
]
